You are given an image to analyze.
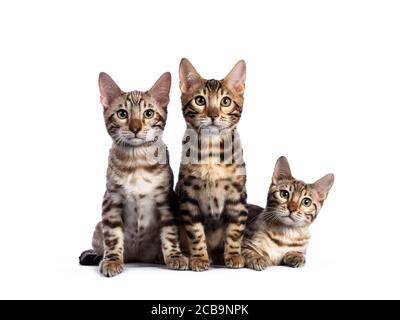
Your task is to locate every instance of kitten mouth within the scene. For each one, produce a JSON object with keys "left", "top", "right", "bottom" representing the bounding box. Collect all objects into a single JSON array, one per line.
[
  {"left": 128, "top": 137, "right": 145, "bottom": 143},
  {"left": 125, "top": 136, "right": 159, "bottom": 147},
  {"left": 281, "top": 214, "right": 296, "bottom": 223},
  {"left": 200, "top": 124, "right": 226, "bottom": 132}
]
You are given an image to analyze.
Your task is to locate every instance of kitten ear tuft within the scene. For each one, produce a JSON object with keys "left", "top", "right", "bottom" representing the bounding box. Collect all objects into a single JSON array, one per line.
[
  {"left": 149, "top": 72, "right": 171, "bottom": 108},
  {"left": 272, "top": 156, "right": 293, "bottom": 184},
  {"left": 312, "top": 174, "right": 335, "bottom": 201},
  {"left": 224, "top": 60, "right": 246, "bottom": 95},
  {"left": 98, "top": 72, "right": 123, "bottom": 108},
  {"left": 179, "top": 58, "right": 202, "bottom": 94}
]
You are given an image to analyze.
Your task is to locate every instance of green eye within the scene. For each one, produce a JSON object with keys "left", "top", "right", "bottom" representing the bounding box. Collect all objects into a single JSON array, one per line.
[
  {"left": 195, "top": 96, "right": 206, "bottom": 106},
  {"left": 144, "top": 109, "right": 154, "bottom": 119},
  {"left": 302, "top": 198, "right": 312, "bottom": 207},
  {"left": 117, "top": 109, "right": 128, "bottom": 119},
  {"left": 221, "top": 97, "right": 231, "bottom": 107},
  {"left": 280, "top": 190, "right": 290, "bottom": 199}
]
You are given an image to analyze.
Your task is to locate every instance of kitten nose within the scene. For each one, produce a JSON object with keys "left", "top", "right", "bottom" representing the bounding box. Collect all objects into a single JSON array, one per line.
[
  {"left": 207, "top": 107, "right": 219, "bottom": 120},
  {"left": 288, "top": 201, "right": 298, "bottom": 213},
  {"left": 129, "top": 119, "right": 142, "bottom": 134}
]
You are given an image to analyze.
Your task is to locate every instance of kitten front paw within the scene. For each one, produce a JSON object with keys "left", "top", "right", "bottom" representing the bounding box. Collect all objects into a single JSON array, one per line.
[
  {"left": 225, "top": 255, "right": 245, "bottom": 269},
  {"left": 165, "top": 255, "right": 189, "bottom": 271},
  {"left": 190, "top": 257, "right": 210, "bottom": 272},
  {"left": 282, "top": 252, "right": 306, "bottom": 268},
  {"left": 99, "top": 259, "right": 124, "bottom": 277},
  {"left": 246, "top": 256, "right": 269, "bottom": 271}
]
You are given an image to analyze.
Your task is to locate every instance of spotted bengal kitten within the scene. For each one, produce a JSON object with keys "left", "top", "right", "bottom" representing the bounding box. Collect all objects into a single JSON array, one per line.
[
  {"left": 176, "top": 58, "right": 248, "bottom": 271},
  {"left": 243, "top": 156, "right": 334, "bottom": 270},
  {"left": 79, "top": 72, "right": 188, "bottom": 277}
]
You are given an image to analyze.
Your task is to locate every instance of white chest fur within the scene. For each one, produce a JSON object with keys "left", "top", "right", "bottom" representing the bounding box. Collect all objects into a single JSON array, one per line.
[
  {"left": 119, "top": 169, "right": 158, "bottom": 195},
  {"left": 115, "top": 169, "right": 163, "bottom": 232},
  {"left": 194, "top": 164, "right": 227, "bottom": 181}
]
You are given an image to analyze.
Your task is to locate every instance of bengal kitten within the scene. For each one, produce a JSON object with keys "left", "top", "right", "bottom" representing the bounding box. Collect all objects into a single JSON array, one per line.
[
  {"left": 176, "top": 58, "right": 248, "bottom": 271},
  {"left": 243, "top": 156, "right": 334, "bottom": 271},
  {"left": 79, "top": 72, "right": 188, "bottom": 277}
]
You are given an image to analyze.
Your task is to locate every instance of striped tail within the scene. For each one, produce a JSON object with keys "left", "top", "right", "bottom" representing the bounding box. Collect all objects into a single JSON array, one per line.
[{"left": 79, "top": 249, "right": 103, "bottom": 266}]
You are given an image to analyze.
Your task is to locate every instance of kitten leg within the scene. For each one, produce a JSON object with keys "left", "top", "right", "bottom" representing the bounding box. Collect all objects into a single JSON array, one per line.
[
  {"left": 157, "top": 194, "right": 189, "bottom": 270},
  {"left": 160, "top": 222, "right": 189, "bottom": 270},
  {"left": 99, "top": 192, "right": 124, "bottom": 277},
  {"left": 282, "top": 251, "right": 306, "bottom": 268},
  {"left": 224, "top": 202, "right": 248, "bottom": 268},
  {"left": 180, "top": 202, "right": 209, "bottom": 271}
]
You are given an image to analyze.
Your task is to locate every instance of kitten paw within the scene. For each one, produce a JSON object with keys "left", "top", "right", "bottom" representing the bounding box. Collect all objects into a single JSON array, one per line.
[
  {"left": 283, "top": 252, "right": 306, "bottom": 268},
  {"left": 165, "top": 255, "right": 189, "bottom": 271},
  {"left": 246, "top": 256, "right": 269, "bottom": 271},
  {"left": 99, "top": 259, "right": 124, "bottom": 277},
  {"left": 190, "top": 257, "right": 210, "bottom": 272},
  {"left": 225, "top": 255, "right": 245, "bottom": 269}
]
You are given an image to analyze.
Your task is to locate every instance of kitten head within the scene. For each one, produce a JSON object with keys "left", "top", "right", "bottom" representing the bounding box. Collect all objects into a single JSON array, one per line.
[
  {"left": 99, "top": 72, "right": 171, "bottom": 147},
  {"left": 267, "top": 156, "right": 334, "bottom": 228},
  {"left": 179, "top": 58, "right": 246, "bottom": 131}
]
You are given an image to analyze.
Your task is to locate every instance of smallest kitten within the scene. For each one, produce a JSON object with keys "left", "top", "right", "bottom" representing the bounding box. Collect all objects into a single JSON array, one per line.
[{"left": 243, "top": 156, "right": 334, "bottom": 271}]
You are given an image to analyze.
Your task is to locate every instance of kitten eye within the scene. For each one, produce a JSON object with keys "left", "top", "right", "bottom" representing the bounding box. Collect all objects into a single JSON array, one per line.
[
  {"left": 194, "top": 96, "right": 206, "bottom": 106},
  {"left": 117, "top": 109, "right": 128, "bottom": 119},
  {"left": 280, "top": 190, "right": 290, "bottom": 199},
  {"left": 302, "top": 198, "right": 312, "bottom": 207},
  {"left": 221, "top": 97, "right": 232, "bottom": 107},
  {"left": 143, "top": 109, "right": 154, "bottom": 119}
]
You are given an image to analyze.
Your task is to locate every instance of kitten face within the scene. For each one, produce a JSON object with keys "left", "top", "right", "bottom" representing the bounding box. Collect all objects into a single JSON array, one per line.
[
  {"left": 99, "top": 72, "right": 171, "bottom": 147},
  {"left": 267, "top": 157, "right": 334, "bottom": 228},
  {"left": 269, "top": 179, "right": 322, "bottom": 227},
  {"left": 179, "top": 58, "right": 246, "bottom": 131}
]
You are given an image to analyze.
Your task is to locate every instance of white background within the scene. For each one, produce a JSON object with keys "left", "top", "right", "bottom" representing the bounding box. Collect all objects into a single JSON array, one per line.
[{"left": 0, "top": 0, "right": 399, "bottom": 300}]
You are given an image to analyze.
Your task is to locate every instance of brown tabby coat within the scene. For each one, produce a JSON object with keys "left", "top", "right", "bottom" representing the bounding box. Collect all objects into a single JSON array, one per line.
[
  {"left": 79, "top": 72, "right": 188, "bottom": 277},
  {"left": 176, "top": 58, "right": 248, "bottom": 271},
  {"left": 243, "top": 156, "right": 334, "bottom": 270}
]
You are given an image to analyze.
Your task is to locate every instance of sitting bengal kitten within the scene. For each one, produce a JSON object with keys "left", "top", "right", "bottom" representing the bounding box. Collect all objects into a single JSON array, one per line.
[
  {"left": 79, "top": 72, "right": 188, "bottom": 277},
  {"left": 243, "top": 156, "right": 334, "bottom": 271},
  {"left": 176, "top": 58, "right": 248, "bottom": 271}
]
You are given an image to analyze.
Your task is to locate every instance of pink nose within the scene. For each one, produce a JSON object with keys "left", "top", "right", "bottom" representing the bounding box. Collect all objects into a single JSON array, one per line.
[
  {"left": 129, "top": 119, "right": 142, "bottom": 134},
  {"left": 288, "top": 201, "right": 298, "bottom": 213},
  {"left": 207, "top": 108, "right": 219, "bottom": 120}
]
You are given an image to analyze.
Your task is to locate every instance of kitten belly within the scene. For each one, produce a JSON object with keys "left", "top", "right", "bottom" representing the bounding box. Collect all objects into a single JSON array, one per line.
[
  {"left": 201, "top": 183, "right": 227, "bottom": 253},
  {"left": 198, "top": 181, "right": 226, "bottom": 217},
  {"left": 120, "top": 170, "right": 163, "bottom": 263},
  {"left": 123, "top": 198, "right": 162, "bottom": 263}
]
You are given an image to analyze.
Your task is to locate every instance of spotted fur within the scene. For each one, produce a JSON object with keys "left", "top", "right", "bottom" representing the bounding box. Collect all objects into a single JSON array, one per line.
[
  {"left": 79, "top": 72, "right": 188, "bottom": 277},
  {"left": 176, "top": 58, "right": 248, "bottom": 271},
  {"left": 243, "top": 156, "right": 334, "bottom": 271}
]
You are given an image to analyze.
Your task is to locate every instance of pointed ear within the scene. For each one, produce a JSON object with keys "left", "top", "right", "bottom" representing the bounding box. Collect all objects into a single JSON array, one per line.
[
  {"left": 99, "top": 72, "right": 123, "bottom": 108},
  {"left": 179, "top": 58, "right": 202, "bottom": 94},
  {"left": 148, "top": 72, "right": 171, "bottom": 108},
  {"left": 224, "top": 60, "right": 246, "bottom": 95},
  {"left": 312, "top": 174, "right": 335, "bottom": 200},
  {"left": 272, "top": 156, "right": 293, "bottom": 184}
]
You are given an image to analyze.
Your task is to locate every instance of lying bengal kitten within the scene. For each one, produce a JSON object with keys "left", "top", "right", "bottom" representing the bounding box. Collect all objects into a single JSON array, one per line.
[
  {"left": 79, "top": 72, "right": 188, "bottom": 277},
  {"left": 176, "top": 58, "right": 248, "bottom": 271},
  {"left": 243, "top": 156, "right": 334, "bottom": 270}
]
